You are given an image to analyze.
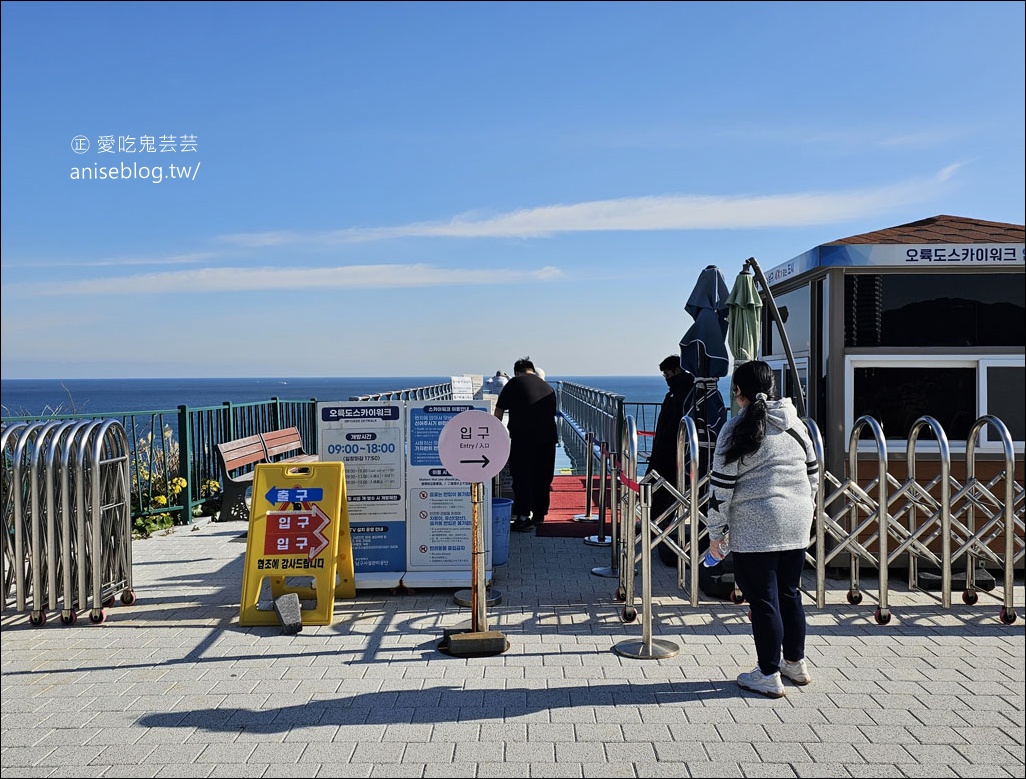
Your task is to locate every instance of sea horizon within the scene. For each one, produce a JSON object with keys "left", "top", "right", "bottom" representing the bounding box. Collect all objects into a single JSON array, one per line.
[{"left": 1, "top": 375, "right": 704, "bottom": 418}]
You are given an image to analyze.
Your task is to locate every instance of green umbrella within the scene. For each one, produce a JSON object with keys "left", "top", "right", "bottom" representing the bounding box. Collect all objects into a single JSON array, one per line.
[{"left": 726, "top": 270, "right": 762, "bottom": 411}]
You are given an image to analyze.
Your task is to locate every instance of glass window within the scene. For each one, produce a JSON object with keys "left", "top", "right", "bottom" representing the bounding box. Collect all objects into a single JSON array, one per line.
[
  {"left": 844, "top": 273, "right": 1025, "bottom": 348},
  {"left": 766, "top": 359, "right": 808, "bottom": 413},
  {"left": 847, "top": 358, "right": 1025, "bottom": 449},
  {"left": 764, "top": 285, "right": 811, "bottom": 356},
  {"left": 985, "top": 364, "right": 1025, "bottom": 442},
  {"left": 853, "top": 366, "right": 976, "bottom": 440}
]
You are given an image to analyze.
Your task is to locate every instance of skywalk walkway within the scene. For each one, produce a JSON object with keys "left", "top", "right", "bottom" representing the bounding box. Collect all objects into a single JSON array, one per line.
[{"left": 1, "top": 518, "right": 1023, "bottom": 778}]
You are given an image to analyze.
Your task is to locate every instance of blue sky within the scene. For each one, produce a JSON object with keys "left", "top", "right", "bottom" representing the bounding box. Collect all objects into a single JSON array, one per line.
[{"left": 2, "top": 1, "right": 1023, "bottom": 380}]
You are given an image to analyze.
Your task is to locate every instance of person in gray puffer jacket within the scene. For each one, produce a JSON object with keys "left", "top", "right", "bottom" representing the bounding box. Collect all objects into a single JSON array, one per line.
[{"left": 705, "top": 360, "right": 819, "bottom": 699}]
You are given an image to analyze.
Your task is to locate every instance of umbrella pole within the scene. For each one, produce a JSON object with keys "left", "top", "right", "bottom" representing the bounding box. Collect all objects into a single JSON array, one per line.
[{"left": 744, "top": 257, "right": 807, "bottom": 417}]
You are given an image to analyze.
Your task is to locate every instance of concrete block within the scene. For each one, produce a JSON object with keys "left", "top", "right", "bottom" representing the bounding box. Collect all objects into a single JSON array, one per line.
[
  {"left": 273, "top": 593, "right": 303, "bottom": 634},
  {"left": 442, "top": 629, "right": 508, "bottom": 656}
]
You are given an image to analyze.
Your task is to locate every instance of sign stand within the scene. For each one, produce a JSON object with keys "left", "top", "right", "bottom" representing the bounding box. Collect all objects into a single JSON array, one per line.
[
  {"left": 471, "top": 482, "right": 488, "bottom": 630},
  {"left": 452, "top": 479, "right": 502, "bottom": 608},
  {"left": 435, "top": 410, "right": 510, "bottom": 657}
]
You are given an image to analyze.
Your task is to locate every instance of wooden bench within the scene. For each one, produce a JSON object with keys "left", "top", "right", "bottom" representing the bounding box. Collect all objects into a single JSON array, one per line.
[
  {"left": 215, "top": 434, "right": 266, "bottom": 521},
  {"left": 260, "top": 427, "right": 319, "bottom": 465}
]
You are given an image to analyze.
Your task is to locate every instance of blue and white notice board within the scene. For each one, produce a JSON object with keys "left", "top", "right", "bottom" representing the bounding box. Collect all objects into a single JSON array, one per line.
[
  {"left": 404, "top": 401, "right": 492, "bottom": 588},
  {"left": 316, "top": 400, "right": 492, "bottom": 589}
]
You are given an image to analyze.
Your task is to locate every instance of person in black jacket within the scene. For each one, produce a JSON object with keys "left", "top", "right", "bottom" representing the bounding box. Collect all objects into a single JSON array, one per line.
[
  {"left": 494, "top": 357, "right": 558, "bottom": 533},
  {"left": 646, "top": 355, "right": 696, "bottom": 563}
]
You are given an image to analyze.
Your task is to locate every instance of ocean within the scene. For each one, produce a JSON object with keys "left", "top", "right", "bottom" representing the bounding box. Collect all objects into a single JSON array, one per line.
[{"left": 0, "top": 375, "right": 688, "bottom": 419}]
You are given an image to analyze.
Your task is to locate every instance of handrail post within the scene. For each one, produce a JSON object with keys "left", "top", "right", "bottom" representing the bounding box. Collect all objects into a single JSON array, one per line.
[{"left": 178, "top": 404, "right": 194, "bottom": 524}]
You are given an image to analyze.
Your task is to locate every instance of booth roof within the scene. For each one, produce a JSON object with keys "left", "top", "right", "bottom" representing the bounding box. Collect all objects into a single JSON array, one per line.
[{"left": 829, "top": 214, "right": 1025, "bottom": 245}]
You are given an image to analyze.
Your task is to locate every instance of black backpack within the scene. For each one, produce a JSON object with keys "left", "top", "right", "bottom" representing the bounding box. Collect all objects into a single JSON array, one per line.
[{"left": 698, "top": 552, "right": 736, "bottom": 600}]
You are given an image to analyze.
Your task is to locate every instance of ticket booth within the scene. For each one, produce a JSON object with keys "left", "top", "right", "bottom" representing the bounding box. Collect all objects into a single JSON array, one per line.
[{"left": 756, "top": 214, "right": 1024, "bottom": 568}]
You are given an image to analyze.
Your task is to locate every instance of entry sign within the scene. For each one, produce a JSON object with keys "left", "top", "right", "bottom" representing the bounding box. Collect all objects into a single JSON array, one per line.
[{"left": 438, "top": 410, "right": 510, "bottom": 483}]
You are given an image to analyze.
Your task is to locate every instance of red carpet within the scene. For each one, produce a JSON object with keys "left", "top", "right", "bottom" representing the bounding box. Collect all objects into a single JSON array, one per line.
[{"left": 534, "top": 475, "right": 610, "bottom": 538}]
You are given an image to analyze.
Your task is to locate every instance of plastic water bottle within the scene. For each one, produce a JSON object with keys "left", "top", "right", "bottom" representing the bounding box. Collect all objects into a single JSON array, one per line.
[{"left": 703, "top": 534, "right": 729, "bottom": 567}]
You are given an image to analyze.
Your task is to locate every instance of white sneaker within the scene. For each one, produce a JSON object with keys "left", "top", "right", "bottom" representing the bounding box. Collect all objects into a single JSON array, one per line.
[
  {"left": 736, "top": 667, "right": 786, "bottom": 698},
  {"left": 779, "top": 658, "right": 812, "bottom": 685}
]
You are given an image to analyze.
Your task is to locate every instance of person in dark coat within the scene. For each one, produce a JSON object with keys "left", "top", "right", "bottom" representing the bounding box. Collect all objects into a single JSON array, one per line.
[
  {"left": 494, "top": 357, "right": 558, "bottom": 533},
  {"left": 646, "top": 355, "right": 696, "bottom": 563}
]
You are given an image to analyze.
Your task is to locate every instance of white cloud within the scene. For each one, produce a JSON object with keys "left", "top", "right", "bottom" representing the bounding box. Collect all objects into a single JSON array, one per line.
[
  {"left": 4, "top": 171, "right": 959, "bottom": 298},
  {"left": 0, "top": 251, "right": 224, "bottom": 269},
  {"left": 21, "top": 264, "right": 565, "bottom": 297},
  {"left": 218, "top": 173, "right": 950, "bottom": 247}
]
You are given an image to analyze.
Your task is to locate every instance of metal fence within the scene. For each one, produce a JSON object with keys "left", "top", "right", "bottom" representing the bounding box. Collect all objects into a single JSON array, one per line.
[
  {"left": 614, "top": 412, "right": 1023, "bottom": 625},
  {"left": 2, "top": 420, "right": 134, "bottom": 624},
  {"left": 2, "top": 383, "right": 458, "bottom": 530}
]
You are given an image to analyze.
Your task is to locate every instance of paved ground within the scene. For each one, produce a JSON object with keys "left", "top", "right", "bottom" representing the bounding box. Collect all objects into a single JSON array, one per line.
[{"left": 2, "top": 518, "right": 1024, "bottom": 778}]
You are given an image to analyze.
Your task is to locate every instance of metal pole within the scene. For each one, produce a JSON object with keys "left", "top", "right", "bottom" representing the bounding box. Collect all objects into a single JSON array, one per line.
[
  {"left": 574, "top": 431, "right": 598, "bottom": 521},
  {"left": 614, "top": 481, "right": 680, "bottom": 659},
  {"left": 745, "top": 257, "right": 807, "bottom": 417}
]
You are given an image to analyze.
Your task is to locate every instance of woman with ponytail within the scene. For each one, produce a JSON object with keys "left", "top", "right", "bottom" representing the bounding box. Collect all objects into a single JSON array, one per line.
[{"left": 706, "top": 360, "right": 819, "bottom": 698}]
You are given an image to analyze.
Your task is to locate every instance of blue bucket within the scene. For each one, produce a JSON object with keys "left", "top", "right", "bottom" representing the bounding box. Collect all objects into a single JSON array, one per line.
[{"left": 491, "top": 497, "right": 513, "bottom": 566}]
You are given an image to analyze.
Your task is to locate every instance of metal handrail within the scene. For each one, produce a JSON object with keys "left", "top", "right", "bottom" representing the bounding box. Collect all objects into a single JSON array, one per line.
[{"left": 2, "top": 381, "right": 454, "bottom": 528}]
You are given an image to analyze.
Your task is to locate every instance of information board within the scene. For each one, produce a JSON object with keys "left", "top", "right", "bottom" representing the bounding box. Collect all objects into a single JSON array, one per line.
[
  {"left": 450, "top": 375, "right": 475, "bottom": 400},
  {"left": 317, "top": 402, "right": 406, "bottom": 589},
  {"left": 405, "top": 400, "right": 492, "bottom": 587}
]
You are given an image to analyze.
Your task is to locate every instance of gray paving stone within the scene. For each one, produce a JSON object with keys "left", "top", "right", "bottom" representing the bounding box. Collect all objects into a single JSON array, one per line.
[{"left": 1, "top": 523, "right": 1022, "bottom": 778}]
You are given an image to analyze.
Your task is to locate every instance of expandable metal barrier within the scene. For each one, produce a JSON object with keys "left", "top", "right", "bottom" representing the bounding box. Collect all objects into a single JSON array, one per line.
[
  {"left": 570, "top": 412, "right": 1022, "bottom": 646},
  {"left": 2, "top": 419, "right": 135, "bottom": 626}
]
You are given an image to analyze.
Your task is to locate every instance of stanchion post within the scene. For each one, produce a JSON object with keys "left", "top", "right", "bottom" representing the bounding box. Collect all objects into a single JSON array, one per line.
[
  {"left": 585, "top": 442, "right": 612, "bottom": 548},
  {"left": 614, "top": 481, "right": 680, "bottom": 659},
  {"left": 574, "top": 431, "right": 598, "bottom": 522}
]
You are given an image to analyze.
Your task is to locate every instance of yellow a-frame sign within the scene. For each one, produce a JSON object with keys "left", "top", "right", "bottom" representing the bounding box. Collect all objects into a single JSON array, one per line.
[{"left": 239, "top": 462, "right": 354, "bottom": 627}]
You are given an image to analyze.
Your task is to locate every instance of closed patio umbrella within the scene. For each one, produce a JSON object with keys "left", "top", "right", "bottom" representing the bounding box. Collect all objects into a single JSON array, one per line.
[
  {"left": 726, "top": 268, "right": 763, "bottom": 413},
  {"left": 679, "top": 265, "right": 730, "bottom": 381},
  {"left": 677, "top": 264, "right": 729, "bottom": 478},
  {"left": 727, "top": 268, "right": 762, "bottom": 363}
]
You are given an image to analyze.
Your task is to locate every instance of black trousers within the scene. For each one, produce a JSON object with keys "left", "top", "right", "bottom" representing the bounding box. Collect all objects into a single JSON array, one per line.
[
  {"left": 732, "top": 547, "right": 807, "bottom": 675},
  {"left": 508, "top": 441, "right": 556, "bottom": 520}
]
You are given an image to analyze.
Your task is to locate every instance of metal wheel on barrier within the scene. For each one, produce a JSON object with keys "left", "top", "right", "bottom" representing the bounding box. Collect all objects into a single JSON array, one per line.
[
  {"left": 962, "top": 590, "right": 979, "bottom": 606},
  {"left": 61, "top": 610, "right": 78, "bottom": 625},
  {"left": 999, "top": 607, "right": 1018, "bottom": 625},
  {"left": 90, "top": 609, "right": 107, "bottom": 624},
  {"left": 621, "top": 606, "right": 637, "bottom": 623},
  {"left": 847, "top": 590, "right": 863, "bottom": 605},
  {"left": 874, "top": 607, "right": 891, "bottom": 625}
]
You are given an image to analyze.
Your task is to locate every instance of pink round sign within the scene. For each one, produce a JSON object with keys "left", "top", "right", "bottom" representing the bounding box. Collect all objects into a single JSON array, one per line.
[{"left": 437, "top": 409, "right": 510, "bottom": 482}]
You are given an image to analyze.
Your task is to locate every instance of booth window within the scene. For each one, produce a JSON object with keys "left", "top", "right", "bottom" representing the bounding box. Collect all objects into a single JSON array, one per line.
[
  {"left": 764, "top": 285, "right": 811, "bottom": 356},
  {"left": 844, "top": 273, "right": 1025, "bottom": 348},
  {"left": 984, "top": 363, "right": 1025, "bottom": 442},
  {"left": 847, "top": 358, "right": 1025, "bottom": 449},
  {"left": 853, "top": 365, "right": 976, "bottom": 440}
]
